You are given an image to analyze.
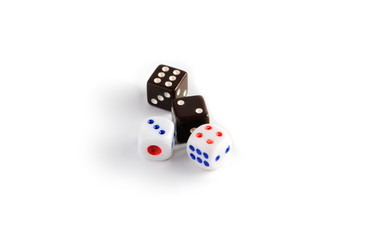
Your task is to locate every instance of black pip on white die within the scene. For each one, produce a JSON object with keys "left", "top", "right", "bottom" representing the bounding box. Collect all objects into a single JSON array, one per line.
[{"left": 147, "top": 65, "right": 188, "bottom": 111}]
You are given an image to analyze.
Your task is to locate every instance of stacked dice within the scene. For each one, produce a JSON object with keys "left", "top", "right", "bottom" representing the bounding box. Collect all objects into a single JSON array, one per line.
[{"left": 138, "top": 64, "right": 232, "bottom": 170}]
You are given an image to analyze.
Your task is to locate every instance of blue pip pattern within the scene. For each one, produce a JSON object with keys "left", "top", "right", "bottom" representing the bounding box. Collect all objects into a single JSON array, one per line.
[
  {"left": 148, "top": 119, "right": 166, "bottom": 135},
  {"left": 188, "top": 144, "right": 231, "bottom": 167},
  {"left": 172, "top": 132, "right": 175, "bottom": 148}
]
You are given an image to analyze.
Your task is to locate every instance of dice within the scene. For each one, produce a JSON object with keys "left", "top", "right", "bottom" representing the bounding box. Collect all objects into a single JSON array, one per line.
[
  {"left": 138, "top": 116, "right": 175, "bottom": 161},
  {"left": 186, "top": 124, "right": 231, "bottom": 170},
  {"left": 147, "top": 65, "right": 188, "bottom": 111},
  {"left": 171, "top": 95, "right": 210, "bottom": 143}
]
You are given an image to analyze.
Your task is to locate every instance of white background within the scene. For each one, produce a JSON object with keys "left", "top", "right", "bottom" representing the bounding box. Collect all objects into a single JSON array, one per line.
[{"left": 0, "top": 0, "right": 369, "bottom": 239}]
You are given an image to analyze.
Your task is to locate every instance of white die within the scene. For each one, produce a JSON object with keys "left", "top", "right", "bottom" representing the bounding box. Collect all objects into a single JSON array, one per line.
[
  {"left": 138, "top": 116, "right": 175, "bottom": 161},
  {"left": 186, "top": 124, "right": 231, "bottom": 170}
]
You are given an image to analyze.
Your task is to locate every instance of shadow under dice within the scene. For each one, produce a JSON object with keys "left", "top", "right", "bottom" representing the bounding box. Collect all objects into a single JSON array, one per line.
[
  {"left": 171, "top": 95, "right": 210, "bottom": 143},
  {"left": 138, "top": 116, "right": 175, "bottom": 161},
  {"left": 186, "top": 124, "right": 231, "bottom": 170},
  {"left": 147, "top": 64, "right": 188, "bottom": 111}
]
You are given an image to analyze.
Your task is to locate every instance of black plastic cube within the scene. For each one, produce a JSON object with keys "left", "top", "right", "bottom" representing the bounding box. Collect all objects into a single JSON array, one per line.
[
  {"left": 147, "top": 64, "right": 188, "bottom": 111},
  {"left": 171, "top": 95, "right": 210, "bottom": 143}
]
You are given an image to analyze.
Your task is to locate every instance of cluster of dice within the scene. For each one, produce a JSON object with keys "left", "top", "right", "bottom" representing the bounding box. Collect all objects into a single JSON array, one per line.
[{"left": 138, "top": 65, "right": 232, "bottom": 170}]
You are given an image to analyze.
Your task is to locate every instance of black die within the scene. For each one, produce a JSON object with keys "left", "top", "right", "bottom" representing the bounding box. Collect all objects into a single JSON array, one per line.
[
  {"left": 147, "top": 65, "right": 188, "bottom": 111},
  {"left": 171, "top": 95, "right": 210, "bottom": 143}
]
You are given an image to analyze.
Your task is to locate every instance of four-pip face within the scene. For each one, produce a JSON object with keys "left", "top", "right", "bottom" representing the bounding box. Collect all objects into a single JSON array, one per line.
[
  {"left": 186, "top": 124, "right": 231, "bottom": 170},
  {"left": 138, "top": 116, "right": 175, "bottom": 161}
]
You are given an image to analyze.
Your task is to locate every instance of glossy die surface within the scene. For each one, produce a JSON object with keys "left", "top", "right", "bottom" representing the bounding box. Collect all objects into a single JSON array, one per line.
[
  {"left": 147, "top": 65, "right": 188, "bottom": 111},
  {"left": 138, "top": 116, "right": 175, "bottom": 161},
  {"left": 186, "top": 124, "right": 231, "bottom": 170},
  {"left": 171, "top": 95, "right": 209, "bottom": 143}
]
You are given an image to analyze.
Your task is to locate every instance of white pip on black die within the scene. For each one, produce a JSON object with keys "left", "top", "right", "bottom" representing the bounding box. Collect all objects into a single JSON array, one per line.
[
  {"left": 147, "top": 65, "right": 188, "bottom": 111},
  {"left": 186, "top": 124, "right": 231, "bottom": 170},
  {"left": 138, "top": 116, "right": 175, "bottom": 161}
]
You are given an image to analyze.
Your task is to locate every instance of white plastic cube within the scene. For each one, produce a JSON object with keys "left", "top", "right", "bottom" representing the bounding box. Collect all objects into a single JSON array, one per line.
[
  {"left": 186, "top": 124, "right": 231, "bottom": 170},
  {"left": 138, "top": 116, "right": 175, "bottom": 161}
]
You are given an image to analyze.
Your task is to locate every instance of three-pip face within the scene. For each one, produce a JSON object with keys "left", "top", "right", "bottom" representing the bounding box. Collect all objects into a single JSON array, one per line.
[
  {"left": 138, "top": 116, "right": 175, "bottom": 161},
  {"left": 186, "top": 124, "right": 231, "bottom": 170}
]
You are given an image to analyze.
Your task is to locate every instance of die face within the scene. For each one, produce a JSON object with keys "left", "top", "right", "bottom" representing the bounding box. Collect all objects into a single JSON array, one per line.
[
  {"left": 147, "top": 65, "right": 188, "bottom": 111},
  {"left": 147, "top": 84, "right": 176, "bottom": 111},
  {"left": 138, "top": 117, "right": 175, "bottom": 161},
  {"left": 171, "top": 95, "right": 210, "bottom": 143},
  {"left": 186, "top": 124, "right": 231, "bottom": 170}
]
